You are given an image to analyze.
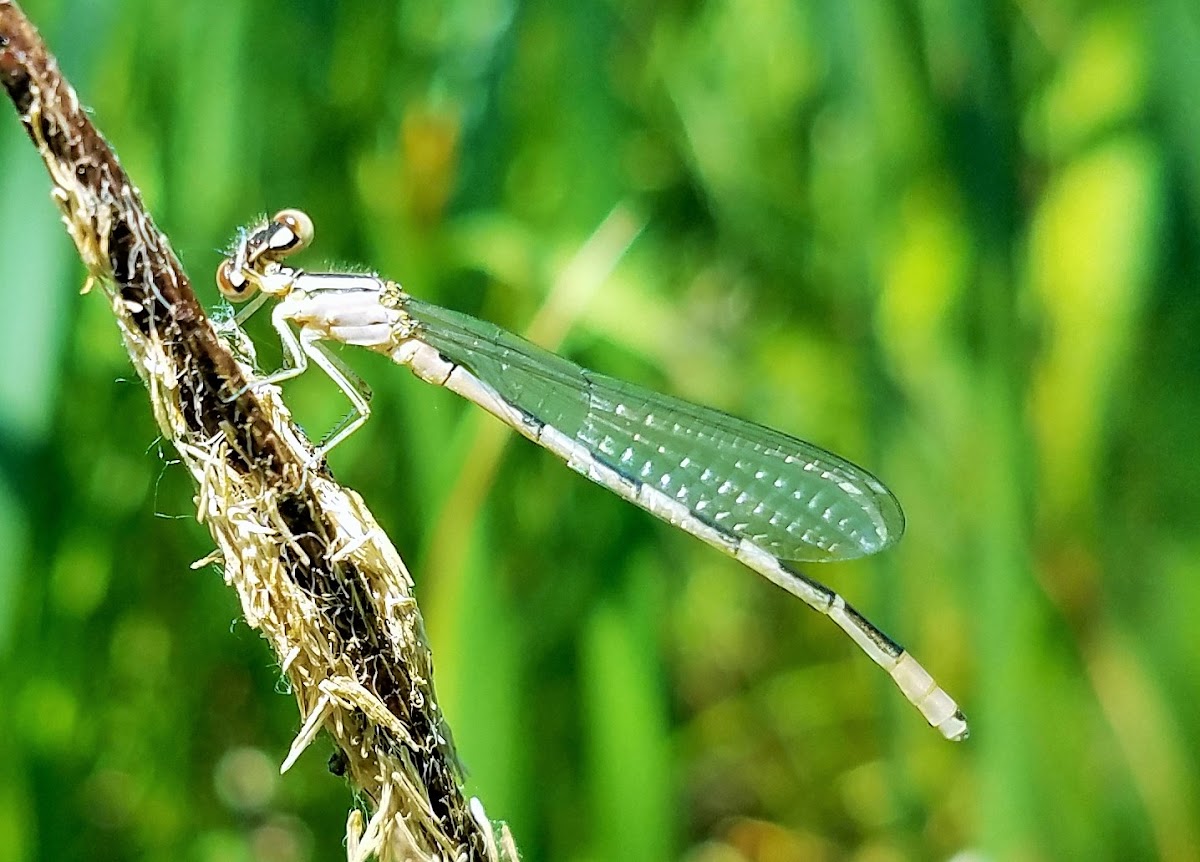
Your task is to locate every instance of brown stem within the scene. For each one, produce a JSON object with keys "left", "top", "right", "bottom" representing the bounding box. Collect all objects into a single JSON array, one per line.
[{"left": 0, "top": 3, "right": 507, "bottom": 859}]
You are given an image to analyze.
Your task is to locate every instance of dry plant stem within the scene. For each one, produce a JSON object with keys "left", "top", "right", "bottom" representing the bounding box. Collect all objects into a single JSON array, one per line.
[{"left": 0, "top": 4, "right": 509, "bottom": 860}]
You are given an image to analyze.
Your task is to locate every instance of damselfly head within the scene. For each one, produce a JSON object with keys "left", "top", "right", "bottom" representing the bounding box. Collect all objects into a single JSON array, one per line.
[{"left": 217, "top": 208, "right": 316, "bottom": 302}]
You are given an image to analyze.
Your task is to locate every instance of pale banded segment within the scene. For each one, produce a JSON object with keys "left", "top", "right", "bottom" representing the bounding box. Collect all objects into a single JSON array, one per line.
[
  {"left": 220, "top": 215, "right": 969, "bottom": 741},
  {"left": 393, "top": 339, "right": 453, "bottom": 386},
  {"left": 733, "top": 538, "right": 967, "bottom": 740},
  {"left": 444, "top": 366, "right": 542, "bottom": 443},
  {"left": 540, "top": 424, "right": 641, "bottom": 499},
  {"left": 537, "top": 423, "right": 592, "bottom": 471}
]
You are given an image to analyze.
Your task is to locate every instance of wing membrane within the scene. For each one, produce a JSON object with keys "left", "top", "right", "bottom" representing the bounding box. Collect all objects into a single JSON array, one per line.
[{"left": 406, "top": 297, "right": 903, "bottom": 562}]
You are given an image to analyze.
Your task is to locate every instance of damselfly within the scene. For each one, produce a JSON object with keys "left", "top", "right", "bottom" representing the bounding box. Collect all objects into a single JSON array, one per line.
[{"left": 217, "top": 209, "right": 968, "bottom": 741}]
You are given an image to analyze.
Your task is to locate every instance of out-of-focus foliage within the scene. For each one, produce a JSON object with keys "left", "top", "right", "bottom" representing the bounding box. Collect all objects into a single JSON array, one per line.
[{"left": 1, "top": 1, "right": 1197, "bottom": 860}]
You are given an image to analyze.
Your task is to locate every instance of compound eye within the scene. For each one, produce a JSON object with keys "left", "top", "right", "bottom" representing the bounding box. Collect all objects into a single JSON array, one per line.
[
  {"left": 267, "top": 208, "right": 314, "bottom": 256},
  {"left": 216, "top": 258, "right": 258, "bottom": 302}
]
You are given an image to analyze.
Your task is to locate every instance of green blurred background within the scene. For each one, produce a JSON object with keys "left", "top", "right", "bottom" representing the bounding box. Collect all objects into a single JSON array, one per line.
[{"left": 1, "top": 1, "right": 1197, "bottom": 860}]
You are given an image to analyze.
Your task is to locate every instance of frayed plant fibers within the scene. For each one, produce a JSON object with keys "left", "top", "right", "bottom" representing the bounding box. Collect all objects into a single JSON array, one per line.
[
  {"left": 127, "top": 286, "right": 516, "bottom": 860},
  {"left": 0, "top": 5, "right": 518, "bottom": 857},
  {"left": 102, "top": 207, "right": 517, "bottom": 862},
  {"left": 96, "top": 178, "right": 515, "bottom": 862}
]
